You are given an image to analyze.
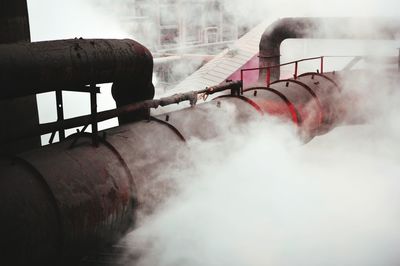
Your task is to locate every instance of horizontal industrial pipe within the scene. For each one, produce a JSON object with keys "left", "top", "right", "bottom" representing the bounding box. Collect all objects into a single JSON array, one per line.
[
  {"left": 0, "top": 38, "right": 155, "bottom": 126},
  {"left": 0, "top": 38, "right": 154, "bottom": 97},
  {"left": 259, "top": 17, "right": 400, "bottom": 81}
]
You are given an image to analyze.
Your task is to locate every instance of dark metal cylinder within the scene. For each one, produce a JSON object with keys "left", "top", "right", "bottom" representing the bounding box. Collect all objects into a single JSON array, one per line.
[
  {"left": 0, "top": 118, "right": 189, "bottom": 264},
  {"left": 0, "top": 0, "right": 41, "bottom": 153},
  {"left": 0, "top": 0, "right": 30, "bottom": 44},
  {"left": 0, "top": 38, "right": 154, "bottom": 100},
  {"left": 0, "top": 156, "right": 61, "bottom": 265},
  {"left": 1, "top": 136, "right": 137, "bottom": 264}
]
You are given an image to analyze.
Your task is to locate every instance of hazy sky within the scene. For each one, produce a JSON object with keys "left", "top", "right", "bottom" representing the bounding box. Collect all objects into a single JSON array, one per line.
[{"left": 27, "top": 0, "right": 400, "bottom": 41}]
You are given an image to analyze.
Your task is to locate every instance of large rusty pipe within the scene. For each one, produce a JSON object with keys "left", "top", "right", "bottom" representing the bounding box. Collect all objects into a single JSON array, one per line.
[
  {"left": 0, "top": 38, "right": 154, "bottom": 100},
  {"left": 0, "top": 38, "right": 154, "bottom": 127},
  {"left": 0, "top": 122, "right": 181, "bottom": 265},
  {"left": 259, "top": 17, "right": 400, "bottom": 81}
]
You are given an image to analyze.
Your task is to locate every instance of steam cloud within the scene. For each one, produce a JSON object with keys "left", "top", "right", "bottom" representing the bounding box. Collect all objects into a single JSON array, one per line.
[{"left": 120, "top": 67, "right": 400, "bottom": 266}]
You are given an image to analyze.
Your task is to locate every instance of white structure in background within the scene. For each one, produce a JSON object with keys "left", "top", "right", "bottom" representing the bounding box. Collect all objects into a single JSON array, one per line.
[
  {"left": 167, "top": 21, "right": 270, "bottom": 94},
  {"left": 92, "top": 0, "right": 259, "bottom": 92},
  {"left": 94, "top": 0, "right": 243, "bottom": 53}
]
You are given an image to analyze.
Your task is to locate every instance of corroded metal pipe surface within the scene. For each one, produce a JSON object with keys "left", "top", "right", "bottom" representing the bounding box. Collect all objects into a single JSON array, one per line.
[{"left": 0, "top": 38, "right": 154, "bottom": 100}]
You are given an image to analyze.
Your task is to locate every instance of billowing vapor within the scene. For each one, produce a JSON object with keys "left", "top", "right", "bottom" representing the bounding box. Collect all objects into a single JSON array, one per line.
[
  {"left": 27, "top": 0, "right": 129, "bottom": 41},
  {"left": 120, "top": 68, "right": 400, "bottom": 265}
]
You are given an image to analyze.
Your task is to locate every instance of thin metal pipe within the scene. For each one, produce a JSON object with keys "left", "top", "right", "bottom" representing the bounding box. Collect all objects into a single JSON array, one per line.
[
  {"left": 398, "top": 48, "right": 400, "bottom": 72},
  {"left": 2, "top": 81, "right": 242, "bottom": 143},
  {"left": 55, "top": 90, "right": 65, "bottom": 141},
  {"left": 90, "top": 84, "right": 98, "bottom": 146},
  {"left": 243, "top": 56, "right": 323, "bottom": 72},
  {"left": 320, "top": 57, "right": 324, "bottom": 74}
]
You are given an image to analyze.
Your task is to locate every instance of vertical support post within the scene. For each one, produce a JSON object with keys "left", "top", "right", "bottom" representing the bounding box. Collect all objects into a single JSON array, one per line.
[
  {"left": 240, "top": 70, "right": 244, "bottom": 94},
  {"left": 266, "top": 68, "right": 271, "bottom": 87},
  {"left": 55, "top": 89, "right": 65, "bottom": 141},
  {"left": 398, "top": 48, "right": 400, "bottom": 72},
  {"left": 90, "top": 84, "right": 98, "bottom": 147},
  {"left": 320, "top": 56, "right": 324, "bottom": 74},
  {"left": 294, "top": 61, "right": 298, "bottom": 79}
]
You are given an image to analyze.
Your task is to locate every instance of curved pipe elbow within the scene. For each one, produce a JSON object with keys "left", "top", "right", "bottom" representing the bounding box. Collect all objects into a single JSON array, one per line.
[{"left": 259, "top": 17, "right": 400, "bottom": 80}]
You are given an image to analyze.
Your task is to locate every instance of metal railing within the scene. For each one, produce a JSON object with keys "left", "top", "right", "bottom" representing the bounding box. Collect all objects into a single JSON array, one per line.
[
  {"left": 240, "top": 56, "right": 325, "bottom": 89},
  {"left": 3, "top": 81, "right": 242, "bottom": 146},
  {"left": 240, "top": 54, "right": 400, "bottom": 89}
]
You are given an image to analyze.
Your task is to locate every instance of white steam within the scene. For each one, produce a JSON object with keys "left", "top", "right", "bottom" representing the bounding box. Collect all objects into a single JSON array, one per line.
[
  {"left": 120, "top": 69, "right": 400, "bottom": 265},
  {"left": 27, "top": 0, "right": 129, "bottom": 41}
]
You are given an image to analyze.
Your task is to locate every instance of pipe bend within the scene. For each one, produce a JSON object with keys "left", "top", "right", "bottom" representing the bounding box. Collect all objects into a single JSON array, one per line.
[
  {"left": 260, "top": 17, "right": 400, "bottom": 56},
  {"left": 259, "top": 17, "right": 400, "bottom": 81},
  {"left": 259, "top": 17, "right": 317, "bottom": 57}
]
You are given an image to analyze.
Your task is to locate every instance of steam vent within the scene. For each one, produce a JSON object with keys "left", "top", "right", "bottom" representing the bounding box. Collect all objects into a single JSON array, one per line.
[{"left": 1, "top": 0, "right": 400, "bottom": 265}]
